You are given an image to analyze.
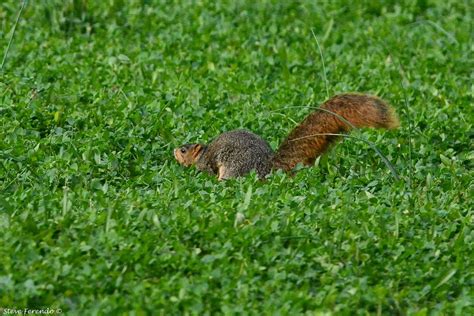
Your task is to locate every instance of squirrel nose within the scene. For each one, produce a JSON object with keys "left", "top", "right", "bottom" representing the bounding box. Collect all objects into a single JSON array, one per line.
[{"left": 173, "top": 148, "right": 178, "bottom": 159}]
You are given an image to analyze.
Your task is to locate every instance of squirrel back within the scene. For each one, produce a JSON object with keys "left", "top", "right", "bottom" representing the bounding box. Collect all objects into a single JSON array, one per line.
[
  {"left": 272, "top": 93, "right": 399, "bottom": 171},
  {"left": 174, "top": 93, "right": 399, "bottom": 180}
]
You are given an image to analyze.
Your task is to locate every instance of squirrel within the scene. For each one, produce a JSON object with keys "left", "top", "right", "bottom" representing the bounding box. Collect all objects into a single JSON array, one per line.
[{"left": 174, "top": 93, "right": 399, "bottom": 180}]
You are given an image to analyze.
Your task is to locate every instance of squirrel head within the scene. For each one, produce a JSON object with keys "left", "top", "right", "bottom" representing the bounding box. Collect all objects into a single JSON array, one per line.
[{"left": 173, "top": 143, "right": 204, "bottom": 167}]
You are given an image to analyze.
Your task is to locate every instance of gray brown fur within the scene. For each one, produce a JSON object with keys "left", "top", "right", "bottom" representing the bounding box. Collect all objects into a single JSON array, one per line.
[{"left": 195, "top": 130, "right": 274, "bottom": 179}]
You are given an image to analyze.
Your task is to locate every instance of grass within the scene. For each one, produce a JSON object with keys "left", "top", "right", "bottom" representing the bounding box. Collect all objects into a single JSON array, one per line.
[{"left": 0, "top": 0, "right": 472, "bottom": 314}]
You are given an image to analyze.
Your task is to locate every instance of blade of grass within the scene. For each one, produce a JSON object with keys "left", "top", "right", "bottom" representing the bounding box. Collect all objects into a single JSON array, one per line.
[
  {"left": 288, "top": 132, "right": 400, "bottom": 180},
  {"left": 379, "top": 40, "right": 414, "bottom": 191},
  {"left": 269, "top": 106, "right": 357, "bottom": 130},
  {"left": 1, "top": 0, "right": 27, "bottom": 71},
  {"left": 410, "top": 20, "right": 459, "bottom": 44},
  {"left": 311, "top": 29, "right": 329, "bottom": 99}
]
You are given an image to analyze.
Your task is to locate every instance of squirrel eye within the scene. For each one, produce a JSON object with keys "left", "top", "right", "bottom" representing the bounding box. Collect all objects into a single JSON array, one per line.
[{"left": 180, "top": 148, "right": 186, "bottom": 153}]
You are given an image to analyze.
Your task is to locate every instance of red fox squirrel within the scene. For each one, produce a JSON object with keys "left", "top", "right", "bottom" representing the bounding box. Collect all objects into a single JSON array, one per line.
[{"left": 174, "top": 93, "right": 399, "bottom": 180}]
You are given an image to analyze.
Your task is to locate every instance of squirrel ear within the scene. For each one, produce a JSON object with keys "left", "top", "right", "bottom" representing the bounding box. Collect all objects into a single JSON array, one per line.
[{"left": 191, "top": 144, "right": 203, "bottom": 158}]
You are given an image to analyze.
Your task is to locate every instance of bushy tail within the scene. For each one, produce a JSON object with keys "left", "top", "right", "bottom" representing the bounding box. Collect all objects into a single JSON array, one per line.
[{"left": 272, "top": 93, "right": 399, "bottom": 171}]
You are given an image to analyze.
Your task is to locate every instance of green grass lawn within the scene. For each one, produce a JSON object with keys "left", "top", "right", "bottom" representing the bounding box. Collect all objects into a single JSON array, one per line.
[{"left": 0, "top": 0, "right": 472, "bottom": 314}]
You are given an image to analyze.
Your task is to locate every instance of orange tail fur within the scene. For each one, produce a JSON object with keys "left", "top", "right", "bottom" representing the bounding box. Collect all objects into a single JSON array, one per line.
[{"left": 272, "top": 94, "right": 399, "bottom": 171}]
